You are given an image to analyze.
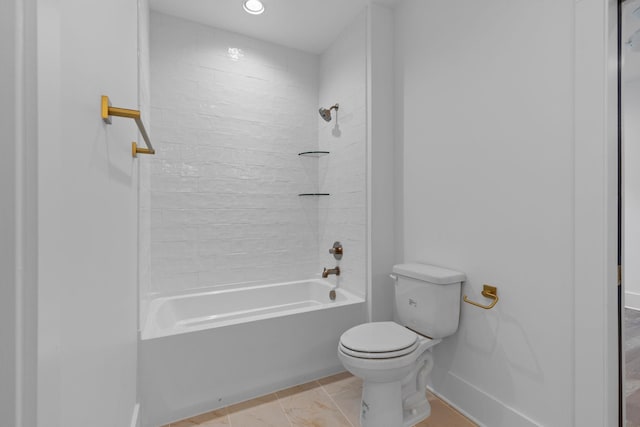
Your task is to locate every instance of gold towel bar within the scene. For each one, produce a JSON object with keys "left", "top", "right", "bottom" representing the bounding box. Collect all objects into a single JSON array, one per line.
[
  {"left": 463, "top": 284, "right": 499, "bottom": 310},
  {"left": 101, "top": 95, "right": 155, "bottom": 157}
]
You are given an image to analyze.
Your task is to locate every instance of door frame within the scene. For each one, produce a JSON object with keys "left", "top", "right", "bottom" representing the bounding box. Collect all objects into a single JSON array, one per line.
[
  {"left": 573, "top": 0, "right": 619, "bottom": 425},
  {"left": 618, "top": 1, "right": 624, "bottom": 425}
]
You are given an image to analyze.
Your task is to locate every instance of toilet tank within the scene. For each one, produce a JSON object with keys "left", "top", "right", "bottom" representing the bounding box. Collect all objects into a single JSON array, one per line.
[{"left": 392, "top": 263, "right": 465, "bottom": 339}]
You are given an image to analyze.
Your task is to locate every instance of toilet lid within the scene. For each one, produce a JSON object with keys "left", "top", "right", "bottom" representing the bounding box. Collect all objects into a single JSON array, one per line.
[{"left": 340, "top": 322, "right": 418, "bottom": 354}]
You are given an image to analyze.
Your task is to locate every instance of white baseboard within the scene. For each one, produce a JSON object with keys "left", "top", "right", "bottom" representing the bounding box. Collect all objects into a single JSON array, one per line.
[
  {"left": 625, "top": 291, "right": 640, "bottom": 311},
  {"left": 130, "top": 403, "right": 140, "bottom": 427},
  {"left": 430, "top": 372, "right": 542, "bottom": 427}
]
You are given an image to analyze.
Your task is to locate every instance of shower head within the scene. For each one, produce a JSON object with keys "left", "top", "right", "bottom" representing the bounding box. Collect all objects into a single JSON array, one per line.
[
  {"left": 319, "top": 108, "right": 332, "bottom": 122},
  {"left": 319, "top": 103, "right": 339, "bottom": 122}
]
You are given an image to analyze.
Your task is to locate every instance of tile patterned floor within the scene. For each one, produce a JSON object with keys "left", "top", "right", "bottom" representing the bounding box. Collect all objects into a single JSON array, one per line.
[
  {"left": 627, "top": 308, "right": 640, "bottom": 427},
  {"left": 162, "top": 371, "right": 477, "bottom": 427}
]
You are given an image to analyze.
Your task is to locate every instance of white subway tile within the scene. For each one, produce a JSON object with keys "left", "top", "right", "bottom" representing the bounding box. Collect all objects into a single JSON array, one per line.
[{"left": 149, "top": 12, "right": 366, "bottom": 296}]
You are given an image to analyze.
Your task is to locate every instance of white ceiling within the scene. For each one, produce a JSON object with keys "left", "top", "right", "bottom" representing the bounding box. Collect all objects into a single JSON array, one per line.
[{"left": 149, "top": 0, "right": 401, "bottom": 54}]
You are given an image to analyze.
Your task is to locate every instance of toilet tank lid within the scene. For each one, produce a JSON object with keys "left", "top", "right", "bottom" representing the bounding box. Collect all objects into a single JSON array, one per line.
[{"left": 392, "top": 263, "right": 466, "bottom": 285}]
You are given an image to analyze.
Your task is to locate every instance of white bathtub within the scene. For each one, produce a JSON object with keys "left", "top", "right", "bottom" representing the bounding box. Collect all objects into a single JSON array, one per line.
[
  {"left": 142, "top": 279, "right": 362, "bottom": 340},
  {"left": 139, "top": 279, "right": 365, "bottom": 427}
]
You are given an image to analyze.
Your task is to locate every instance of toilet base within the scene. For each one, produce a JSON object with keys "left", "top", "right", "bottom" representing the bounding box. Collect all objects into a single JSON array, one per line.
[
  {"left": 360, "top": 380, "right": 403, "bottom": 427},
  {"left": 358, "top": 381, "right": 432, "bottom": 427},
  {"left": 401, "top": 395, "right": 431, "bottom": 427}
]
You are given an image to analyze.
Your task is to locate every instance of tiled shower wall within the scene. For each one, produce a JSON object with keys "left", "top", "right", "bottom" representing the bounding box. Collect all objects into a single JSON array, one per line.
[
  {"left": 149, "top": 12, "right": 320, "bottom": 293},
  {"left": 147, "top": 11, "right": 367, "bottom": 297},
  {"left": 317, "top": 11, "right": 367, "bottom": 298}
]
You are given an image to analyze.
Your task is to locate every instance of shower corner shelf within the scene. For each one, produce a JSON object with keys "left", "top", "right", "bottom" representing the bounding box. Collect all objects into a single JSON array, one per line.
[
  {"left": 298, "top": 151, "right": 330, "bottom": 157},
  {"left": 298, "top": 193, "right": 330, "bottom": 197}
]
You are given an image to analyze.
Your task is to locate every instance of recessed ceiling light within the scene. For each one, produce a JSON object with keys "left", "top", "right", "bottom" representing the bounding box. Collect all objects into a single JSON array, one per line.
[{"left": 243, "top": 0, "right": 264, "bottom": 15}]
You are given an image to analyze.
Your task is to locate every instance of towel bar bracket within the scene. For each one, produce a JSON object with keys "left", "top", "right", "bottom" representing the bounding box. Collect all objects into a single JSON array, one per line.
[
  {"left": 101, "top": 95, "right": 113, "bottom": 124},
  {"left": 132, "top": 142, "right": 154, "bottom": 158},
  {"left": 101, "top": 95, "right": 155, "bottom": 157}
]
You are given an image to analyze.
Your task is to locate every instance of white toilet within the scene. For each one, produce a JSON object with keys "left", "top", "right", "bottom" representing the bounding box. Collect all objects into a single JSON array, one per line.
[{"left": 338, "top": 263, "right": 465, "bottom": 427}]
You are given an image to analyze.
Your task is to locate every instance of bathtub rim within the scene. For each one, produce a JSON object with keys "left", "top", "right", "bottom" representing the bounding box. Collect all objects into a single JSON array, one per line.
[{"left": 141, "top": 278, "right": 364, "bottom": 340}]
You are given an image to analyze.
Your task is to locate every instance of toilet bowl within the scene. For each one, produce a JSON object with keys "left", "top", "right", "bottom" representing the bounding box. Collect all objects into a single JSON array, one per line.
[
  {"left": 338, "top": 263, "right": 465, "bottom": 427},
  {"left": 338, "top": 322, "right": 441, "bottom": 427}
]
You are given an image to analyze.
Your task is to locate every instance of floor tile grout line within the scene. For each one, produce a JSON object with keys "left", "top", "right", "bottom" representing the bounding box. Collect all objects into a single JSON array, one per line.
[
  {"left": 226, "top": 406, "right": 233, "bottom": 427},
  {"left": 627, "top": 308, "right": 640, "bottom": 426},
  {"left": 274, "top": 387, "right": 296, "bottom": 427},
  {"left": 320, "top": 382, "right": 357, "bottom": 427},
  {"left": 220, "top": 406, "right": 231, "bottom": 427}
]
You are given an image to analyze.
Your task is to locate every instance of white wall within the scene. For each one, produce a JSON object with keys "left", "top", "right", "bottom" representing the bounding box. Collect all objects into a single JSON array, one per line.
[
  {"left": 396, "top": 1, "right": 575, "bottom": 425},
  {"left": 368, "top": 4, "right": 396, "bottom": 321},
  {"left": 625, "top": 79, "right": 640, "bottom": 310},
  {"left": 317, "top": 10, "right": 368, "bottom": 298},
  {"left": 138, "top": 1, "right": 151, "bottom": 423},
  {"left": 139, "top": 0, "right": 152, "bottom": 331},
  {"left": 36, "top": 0, "right": 140, "bottom": 425},
  {"left": 0, "top": 0, "right": 18, "bottom": 423},
  {"left": 149, "top": 12, "right": 321, "bottom": 294}
]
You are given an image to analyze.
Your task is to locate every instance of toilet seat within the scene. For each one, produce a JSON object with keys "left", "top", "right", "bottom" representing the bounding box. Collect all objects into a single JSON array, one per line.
[
  {"left": 339, "top": 322, "right": 420, "bottom": 359},
  {"left": 339, "top": 340, "right": 419, "bottom": 359}
]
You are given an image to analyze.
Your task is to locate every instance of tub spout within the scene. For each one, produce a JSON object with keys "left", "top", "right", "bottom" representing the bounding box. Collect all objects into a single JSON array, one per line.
[{"left": 322, "top": 266, "right": 340, "bottom": 278}]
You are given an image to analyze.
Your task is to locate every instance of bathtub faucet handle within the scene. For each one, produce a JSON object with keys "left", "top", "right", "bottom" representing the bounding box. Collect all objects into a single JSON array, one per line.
[
  {"left": 329, "top": 241, "right": 343, "bottom": 260},
  {"left": 322, "top": 266, "right": 341, "bottom": 278}
]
